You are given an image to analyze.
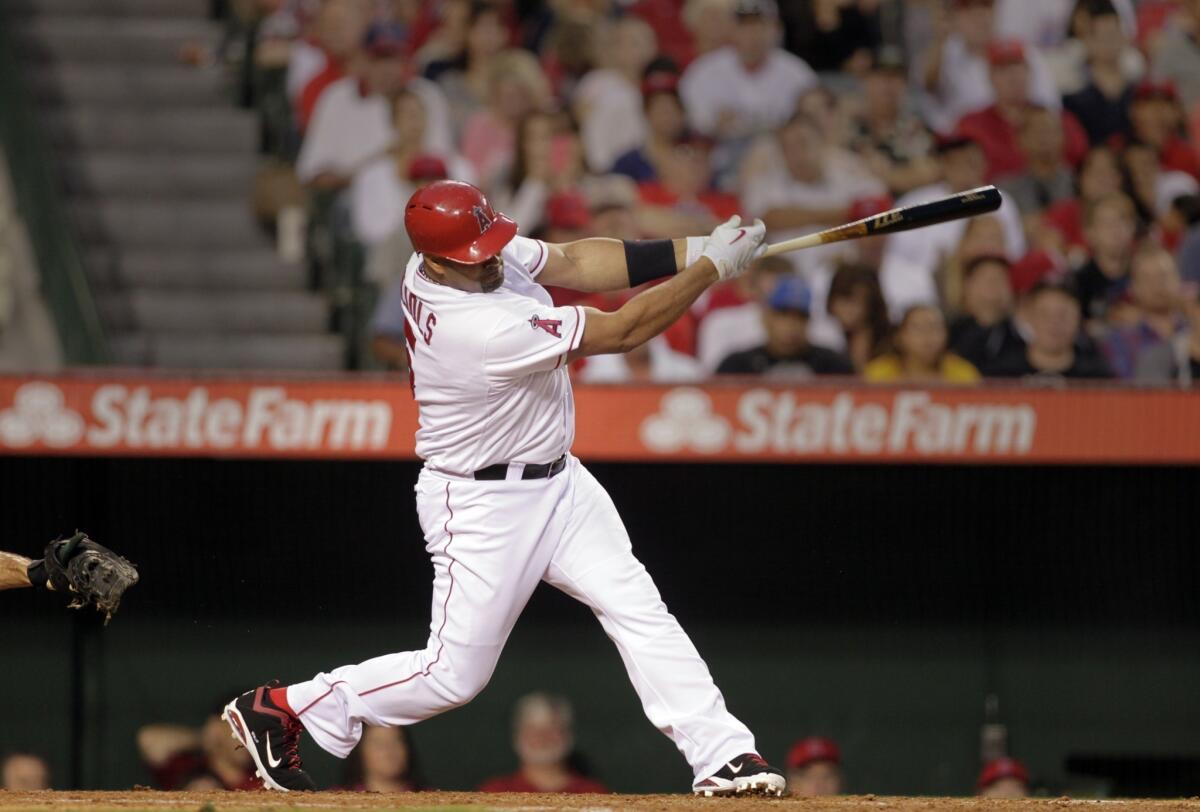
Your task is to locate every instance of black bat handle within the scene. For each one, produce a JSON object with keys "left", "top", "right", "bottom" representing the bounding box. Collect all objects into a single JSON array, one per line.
[{"left": 863, "top": 185, "right": 1003, "bottom": 238}]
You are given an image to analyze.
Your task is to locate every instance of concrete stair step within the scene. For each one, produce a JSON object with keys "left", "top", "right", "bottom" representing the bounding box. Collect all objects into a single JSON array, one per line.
[
  {"left": 24, "top": 64, "right": 228, "bottom": 106},
  {"left": 110, "top": 331, "right": 346, "bottom": 370},
  {"left": 8, "top": 0, "right": 209, "bottom": 18},
  {"left": 14, "top": 17, "right": 216, "bottom": 63},
  {"left": 60, "top": 152, "right": 255, "bottom": 197},
  {"left": 97, "top": 289, "right": 329, "bottom": 333},
  {"left": 71, "top": 199, "right": 266, "bottom": 249},
  {"left": 84, "top": 247, "right": 305, "bottom": 291},
  {"left": 39, "top": 107, "right": 256, "bottom": 152}
]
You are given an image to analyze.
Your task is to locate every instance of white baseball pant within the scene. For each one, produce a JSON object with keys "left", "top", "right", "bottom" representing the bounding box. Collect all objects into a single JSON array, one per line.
[{"left": 285, "top": 455, "right": 755, "bottom": 779}]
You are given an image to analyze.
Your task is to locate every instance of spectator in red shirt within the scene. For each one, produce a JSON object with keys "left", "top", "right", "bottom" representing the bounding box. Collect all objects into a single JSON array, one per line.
[
  {"left": 786, "top": 737, "right": 843, "bottom": 796},
  {"left": 637, "top": 136, "right": 741, "bottom": 236},
  {"left": 956, "top": 40, "right": 1089, "bottom": 181},
  {"left": 137, "top": 703, "right": 259, "bottom": 791},
  {"left": 338, "top": 725, "right": 426, "bottom": 792},
  {"left": 479, "top": 693, "right": 609, "bottom": 794}
]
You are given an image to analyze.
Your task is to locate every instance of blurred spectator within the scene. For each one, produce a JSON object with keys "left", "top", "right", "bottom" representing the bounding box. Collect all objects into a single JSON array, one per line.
[
  {"left": 954, "top": 41, "right": 1088, "bottom": 182},
  {"left": 460, "top": 49, "right": 553, "bottom": 189},
  {"left": 987, "top": 281, "right": 1112, "bottom": 378},
  {"left": 879, "top": 135, "right": 1025, "bottom": 315},
  {"left": 679, "top": 0, "right": 817, "bottom": 142},
  {"left": 1151, "top": 0, "right": 1200, "bottom": 111},
  {"left": 574, "top": 17, "right": 658, "bottom": 172},
  {"left": 492, "top": 111, "right": 567, "bottom": 234},
  {"left": 1062, "top": 2, "right": 1141, "bottom": 144},
  {"left": 293, "top": 0, "right": 371, "bottom": 130},
  {"left": 994, "top": 0, "right": 1135, "bottom": 51},
  {"left": 977, "top": 756, "right": 1030, "bottom": 798},
  {"left": 681, "top": 0, "right": 736, "bottom": 63},
  {"left": 1126, "top": 81, "right": 1200, "bottom": 182},
  {"left": 916, "top": 0, "right": 1060, "bottom": 134},
  {"left": 137, "top": 703, "right": 258, "bottom": 790},
  {"left": 613, "top": 68, "right": 687, "bottom": 183},
  {"left": 1102, "top": 243, "right": 1187, "bottom": 377},
  {"left": 999, "top": 107, "right": 1076, "bottom": 218},
  {"left": 637, "top": 137, "right": 740, "bottom": 236},
  {"left": 940, "top": 214, "right": 1010, "bottom": 311},
  {"left": 1040, "top": 145, "right": 1125, "bottom": 261},
  {"left": 1073, "top": 192, "right": 1138, "bottom": 323},
  {"left": 340, "top": 725, "right": 425, "bottom": 792},
  {"left": 716, "top": 276, "right": 854, "bottom": 377},
  {"left": 295, "top": 34, "right": 407, "bottom": 189},
  {"left": 865, "top": 304, "right": 982, "bottom": 383},
  {"left": 825, "top": 262, "right": 890, "bottom": 371},
  {"left": 428, "top": 1, "right": 510, "bottom": 134},
  {"left": 847, "top": 47, "right": 939, "bottom": 197},
  {"left": 781, "top": 0, "right": 881, "bottom": 75},
  {"left": 746, "top": 112, "right": 886, "bottom": 278},
  {"left": 1122, "top": 140, "right": 1200, "bottom": 220},
  {"left": 785, "top": 737, "right": 842, "bottom": 796},
  {"left": 1, "top": 752, "right": 50, "bottom": 791},
  {"left": 479, "top": 693, "right": 608, "bottom": 793},
  {"left": 949, "top": 255, "right": 1024, "bottom": 372},
  {"left": 696, "top": 255, "right": 794, "bottom": 371},
  {"left": 1135, "top": 279, "right": 1200, "bottom": 384}
]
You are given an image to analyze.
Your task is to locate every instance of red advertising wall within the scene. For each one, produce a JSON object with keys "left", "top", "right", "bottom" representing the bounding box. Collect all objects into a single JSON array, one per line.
[{"left": 0, "top": 374, "right": 1196, "bottom": 464}]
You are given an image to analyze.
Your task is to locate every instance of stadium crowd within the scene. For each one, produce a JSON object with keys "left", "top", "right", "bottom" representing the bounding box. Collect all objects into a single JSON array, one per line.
[
  {"left": 1, "top": 692, "right": 1034, "bottom": 797},
  {"left": 222, "top": 0, "right": 1200, "bottom": 386}
]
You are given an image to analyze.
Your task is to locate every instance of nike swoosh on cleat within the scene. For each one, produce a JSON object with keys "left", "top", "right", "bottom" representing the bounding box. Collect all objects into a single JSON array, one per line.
[
  {"left": 727, "top": 761, "right": 744, "bottom": 774},
  {"left": 265, "top": 732, "right": 282, "bottom": 769},
  {"left": 730, "top": 229, "right": 747, "bottom": 244}
]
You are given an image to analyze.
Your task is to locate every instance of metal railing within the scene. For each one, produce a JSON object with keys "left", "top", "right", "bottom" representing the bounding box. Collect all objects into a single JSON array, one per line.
[{"left": 0, "top": 12, "right": 110, "bottom": 364}]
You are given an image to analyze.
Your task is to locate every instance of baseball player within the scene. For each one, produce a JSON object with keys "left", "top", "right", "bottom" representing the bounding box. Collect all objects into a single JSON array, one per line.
[
  {"left": 0, "top": 532, "right": 138, "bottom": 622},
  {"left": 222, "top": 180, "right": 785, "bottom": 797}
]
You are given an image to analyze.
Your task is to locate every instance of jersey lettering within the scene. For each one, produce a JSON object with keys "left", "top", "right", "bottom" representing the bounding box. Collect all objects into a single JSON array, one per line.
[{"left": 402, "top": 283, "right": 438, "bottom": 345}]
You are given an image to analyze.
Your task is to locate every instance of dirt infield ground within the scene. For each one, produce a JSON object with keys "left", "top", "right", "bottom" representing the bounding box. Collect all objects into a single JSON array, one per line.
[{"left": 2, "top": 792, "right": 1200, "bottom": 812}]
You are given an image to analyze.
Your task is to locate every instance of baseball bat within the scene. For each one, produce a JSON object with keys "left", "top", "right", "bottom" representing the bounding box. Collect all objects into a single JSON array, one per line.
[{"left": 761, "top": 185, "right": 1003, "bottom": 258}]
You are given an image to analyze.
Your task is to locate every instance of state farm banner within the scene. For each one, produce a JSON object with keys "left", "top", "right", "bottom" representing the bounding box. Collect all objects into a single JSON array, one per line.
[{"left": 0, "top": 374, "right": 1197, "bottom": 464}]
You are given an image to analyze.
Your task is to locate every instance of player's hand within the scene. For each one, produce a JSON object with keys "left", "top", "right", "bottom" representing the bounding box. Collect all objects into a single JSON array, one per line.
[{"left": 701, "top": 216, "right": 767, "bottom": 281}]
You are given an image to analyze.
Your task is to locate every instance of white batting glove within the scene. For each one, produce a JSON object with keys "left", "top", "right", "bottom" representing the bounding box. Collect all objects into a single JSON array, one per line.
[{"left": 700, "top": 216, "right": 767, "bottom": 281}]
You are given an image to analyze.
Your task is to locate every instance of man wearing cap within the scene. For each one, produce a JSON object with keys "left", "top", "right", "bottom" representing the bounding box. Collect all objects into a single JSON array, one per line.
[
  {"left": 716, "top": 276, "right": 854, "bottom": 377},
  {"left": 955, "top": 40, "right": 1089, "bottom": 182},
  {"left": 917, "top": 0, "right": 1060, "bottom": 134},
  {"left": 678, "top": 0, "right": 817, "bottom": 141},
  {"left": 221, "top": 180, "right": 789, "bottom": 798},
  {"left": 977, "top": 757, "right": 1030, "bottom": 798},
  {"left": 786, "top": 737, "right": 844, "bottom": 797}
]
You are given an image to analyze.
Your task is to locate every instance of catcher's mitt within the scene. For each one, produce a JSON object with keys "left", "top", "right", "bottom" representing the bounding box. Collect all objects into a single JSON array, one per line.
[{"left": 33, "top": 532, "right": 139, "bottom": 624}]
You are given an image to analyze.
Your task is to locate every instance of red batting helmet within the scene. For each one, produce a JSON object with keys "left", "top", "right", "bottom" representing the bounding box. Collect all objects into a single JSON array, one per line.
[{"left": 404, "top": 180, "right": 518, "bottom": 264}]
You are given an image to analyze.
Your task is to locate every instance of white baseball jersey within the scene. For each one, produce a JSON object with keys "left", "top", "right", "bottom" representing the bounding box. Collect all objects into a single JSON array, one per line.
[{"left": 401, "top": 236, "right": 586, "bottom": 476}]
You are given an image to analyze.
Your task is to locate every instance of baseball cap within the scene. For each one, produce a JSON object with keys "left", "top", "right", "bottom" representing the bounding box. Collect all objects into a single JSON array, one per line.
[
  {"left": 977, "top": 757, "right": 1029, "bottom": 790},
  {"left": 787, "top": 737, "right": 841, "bottom": 770},
  {"left": 641, "top": 70, "right": 680, "bottom": 98},
  {"left": 734, "top": 0, "right": 778, "bottom": 19},
  {"left": 407, "top": 154, "right": 448, "bottom": 182},
  {"left": 767, "top": 276, "right": 812, "bottom": 314},
  {"left": 545, "top": 191, "right": 591, "bottom": 230},
  {"left": 986, "top": 39, "right": 1026, "bottom": 67},
  {"left": 1132, "top": 79, "right": 1179, "bottom": 103}
]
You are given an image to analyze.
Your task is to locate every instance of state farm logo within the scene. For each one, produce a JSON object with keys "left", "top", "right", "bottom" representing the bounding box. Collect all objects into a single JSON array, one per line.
[
  {"left": 640, "top": 388, "right": 1037, "bottom": 457},
  {"left": 0, "top": 382, "right": 394, "bottom": 453},
  {"left": 0, "top": 382, "right": 85, "bottom": 447},
  {"left": 639, "top": 388, "right": 731, "bottom": 453}
]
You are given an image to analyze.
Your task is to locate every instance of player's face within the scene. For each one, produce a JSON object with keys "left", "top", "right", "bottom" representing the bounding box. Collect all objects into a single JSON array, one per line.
[{"left": 428, "top": 253, "right": 505, "bottom": 293}]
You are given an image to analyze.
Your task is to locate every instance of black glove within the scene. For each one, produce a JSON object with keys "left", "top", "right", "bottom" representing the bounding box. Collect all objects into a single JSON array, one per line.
[{"left": 27, "top": 532, "right": 139, "bottom": 624}]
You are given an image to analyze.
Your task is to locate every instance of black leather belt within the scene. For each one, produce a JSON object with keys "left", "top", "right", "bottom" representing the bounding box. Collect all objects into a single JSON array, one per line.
[{"left": 474, "top": 455, "right": 566, "bottom": 481}]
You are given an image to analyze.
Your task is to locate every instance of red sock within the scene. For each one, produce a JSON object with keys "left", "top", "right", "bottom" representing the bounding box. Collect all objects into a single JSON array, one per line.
[{"left": 269, "top": 685, "right": 297, "bottom": 718}]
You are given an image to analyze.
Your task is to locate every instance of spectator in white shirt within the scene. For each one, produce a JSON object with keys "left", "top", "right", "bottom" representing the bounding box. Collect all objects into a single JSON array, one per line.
[
  {"left": 879, "top": 134, "right": 1027, "bottom": 316},
  {"left": 679, "top": 0, "right": 817, "bottom": 142},
  {"left": 574, "top": 17, "right": 658, "bottom": 172},
  {"left": 916, "top": 0, "right": 1060, "bottom": 133}
]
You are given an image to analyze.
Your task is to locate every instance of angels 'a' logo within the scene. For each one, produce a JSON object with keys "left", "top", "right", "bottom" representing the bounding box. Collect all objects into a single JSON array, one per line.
[
  {"left": 530, "top": 315, "right": 563, "bottom": 338},
  {"left": 472, "top": 205, "right": 493, "bottom": 234}
]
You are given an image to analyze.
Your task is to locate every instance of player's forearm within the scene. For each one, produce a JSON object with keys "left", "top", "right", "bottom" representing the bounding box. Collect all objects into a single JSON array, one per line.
[
  {"left": 552, "top": 238, "right": 690, "bottom": 292},
  {"left": 0, "top": 551, "right": 33, "bottom": 590},
  {"left": 585, "top": 258, "right": 717, "bottom": 355}
]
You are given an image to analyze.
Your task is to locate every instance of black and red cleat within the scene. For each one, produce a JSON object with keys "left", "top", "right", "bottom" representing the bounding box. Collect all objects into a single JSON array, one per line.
[
  {"left": 693, "top": 752, "right": 786, "bottom": 797},
  {"left": 222, "top": 683, "right": 315, "bottom": 792}
]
